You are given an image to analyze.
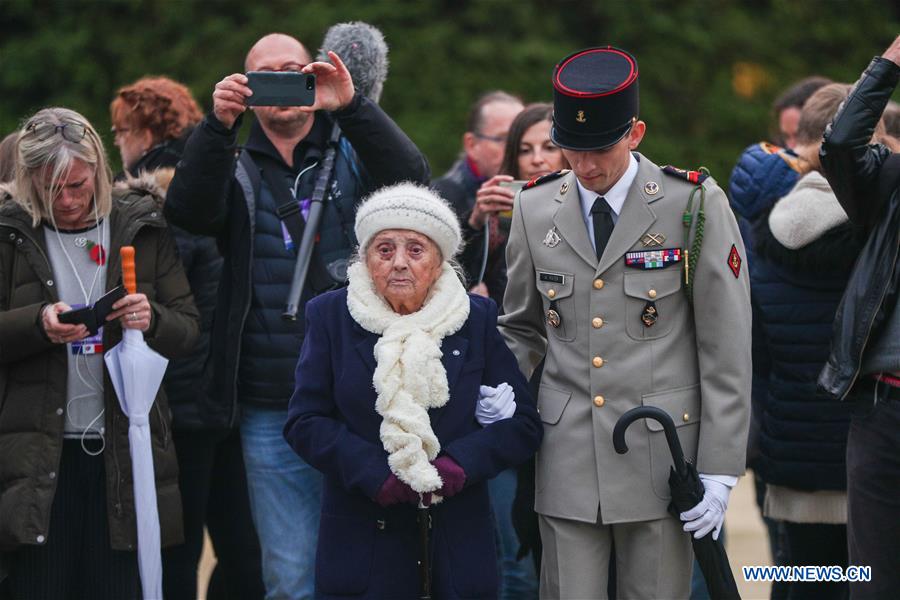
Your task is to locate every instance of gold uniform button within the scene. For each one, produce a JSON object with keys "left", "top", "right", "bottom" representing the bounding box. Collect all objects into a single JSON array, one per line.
[
  {"left": 592, "top": 356, "right": 604, "bottom": 368},
  {"left": 648, "top": 289, "right": 657, "bottom": 299},
  {"left": 593, "top": 278, "right": 604, "bottom": 290},
  {"left": 592, "top": 317, "right": 603, "bottom": 328},
  {"left": 683, "top": 412, "right": 690, "bottom": 422},
  {"left": 593, "top": 395, "right": 605, "bottom": 407},
  {"left": 548, "top": 288, "right": 557, "bottom": 299}
]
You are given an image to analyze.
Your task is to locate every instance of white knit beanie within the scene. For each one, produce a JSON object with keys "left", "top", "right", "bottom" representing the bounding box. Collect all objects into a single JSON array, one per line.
[{"left": 354, "top": 182, "right": 462, "bottom": 260}]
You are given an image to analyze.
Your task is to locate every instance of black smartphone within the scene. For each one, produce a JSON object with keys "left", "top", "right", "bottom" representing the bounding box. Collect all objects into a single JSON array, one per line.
[
  {"left": 245, "top": 71, "right": 316, "bottom": 107},
  {"left": 57, "top": 285, "right": 126, "bottom": 334},
  {"left": 57, "top": 306, "right": 92, "bottom": 326}
]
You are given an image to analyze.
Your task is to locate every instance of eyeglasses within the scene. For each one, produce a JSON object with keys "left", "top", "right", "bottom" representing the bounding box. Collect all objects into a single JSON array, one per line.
[
  {"left": 25, "top": 121, "right": 87, "bottom": 143},
  {"left": 473, "top": 132, "right": 507, "bottom": 144}
]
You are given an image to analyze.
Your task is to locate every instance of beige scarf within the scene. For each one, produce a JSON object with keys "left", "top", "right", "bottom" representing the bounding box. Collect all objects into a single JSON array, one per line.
[{"left": 346, "top": 260, "right": 470, "bottom": 494}]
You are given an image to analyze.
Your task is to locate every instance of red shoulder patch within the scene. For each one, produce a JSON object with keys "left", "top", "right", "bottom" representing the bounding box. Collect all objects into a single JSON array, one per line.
[
  {"left": 523, "top": 170, "right": 567, "bottom": 190},
  {"left": 662, "top": 165, "right": 709, "bottom": 184},
  {"left": 728, "top": 244, "right": 742, "bottom": 278}
]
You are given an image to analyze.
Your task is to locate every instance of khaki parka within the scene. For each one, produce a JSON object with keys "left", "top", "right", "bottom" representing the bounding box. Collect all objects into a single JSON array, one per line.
[{"left": 0, "top": 177, "right": 199, "bottom": 551}]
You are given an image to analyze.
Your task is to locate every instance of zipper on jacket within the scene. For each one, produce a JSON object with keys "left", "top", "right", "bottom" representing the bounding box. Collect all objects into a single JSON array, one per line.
[
  {"left": 112, "top": 413, "right": 123, "bottom": 516},
  {"left": 155, "top": 402, "right": 169, "bottom": 448},
  {"left": 840, "top": 232, "right": 900, "bottom": 401}
]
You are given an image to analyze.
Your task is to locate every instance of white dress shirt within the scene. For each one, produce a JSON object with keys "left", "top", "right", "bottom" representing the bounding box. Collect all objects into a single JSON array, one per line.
[{"left": 576, "top": 153, "right": 639, "bottom": 254}]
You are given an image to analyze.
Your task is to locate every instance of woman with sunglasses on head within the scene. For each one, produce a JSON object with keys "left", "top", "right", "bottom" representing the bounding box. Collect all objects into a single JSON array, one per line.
[{"left": 0, "top": 107, "right": 198, "bottom": 599}]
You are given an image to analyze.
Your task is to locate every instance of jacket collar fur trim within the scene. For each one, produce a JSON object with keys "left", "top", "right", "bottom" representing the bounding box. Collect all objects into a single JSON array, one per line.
[{"left": 768, "top": 171, "right": 849, "bottom": 249}]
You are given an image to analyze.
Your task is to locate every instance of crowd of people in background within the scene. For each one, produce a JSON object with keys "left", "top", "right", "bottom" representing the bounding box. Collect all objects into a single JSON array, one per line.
[{"left": 0, "top": 22, "right": 899, "bottom": 600}]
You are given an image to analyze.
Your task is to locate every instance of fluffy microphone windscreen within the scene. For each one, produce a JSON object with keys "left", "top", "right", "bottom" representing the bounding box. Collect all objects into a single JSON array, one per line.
[{"left": 318, "top": 21, "right": 389, "bottom": 103}]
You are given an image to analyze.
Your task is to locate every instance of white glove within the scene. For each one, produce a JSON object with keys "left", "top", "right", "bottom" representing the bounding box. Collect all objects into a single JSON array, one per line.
[
  {"left": 475, "top": 383, "right": 516, "bottom": 426},
  {"left": 678, "top": 474, "right": 733, "bottom": 540}
]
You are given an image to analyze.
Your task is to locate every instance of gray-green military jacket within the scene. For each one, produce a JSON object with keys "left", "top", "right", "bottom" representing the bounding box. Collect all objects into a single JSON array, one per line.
[{"left": 499, "top": 153, "right": 751, "bottom": 524}]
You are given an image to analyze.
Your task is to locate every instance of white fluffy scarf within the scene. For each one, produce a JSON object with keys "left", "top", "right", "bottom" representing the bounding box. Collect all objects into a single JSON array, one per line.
[{"left": 346, "top": 260, "right": 470, "bottom": 495}]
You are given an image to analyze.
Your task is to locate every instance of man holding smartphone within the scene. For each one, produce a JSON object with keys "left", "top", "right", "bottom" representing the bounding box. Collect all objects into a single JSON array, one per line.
[{"left": 165, "top": 33, "right": 429, "bottom": 599}]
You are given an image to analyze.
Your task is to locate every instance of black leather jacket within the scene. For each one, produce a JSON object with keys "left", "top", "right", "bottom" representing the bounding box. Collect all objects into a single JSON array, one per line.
[{"left": 818, "top": 56, "right": 900, "bottom": 400}]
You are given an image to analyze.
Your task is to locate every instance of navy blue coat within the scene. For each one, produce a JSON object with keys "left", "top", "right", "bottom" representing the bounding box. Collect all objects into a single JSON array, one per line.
[
  {"left": 284, "top": 288, "right": 542, "bottom": 599},
  {"left": 728, "top": 142, "right": 801, "bottom": 464},
  {"left": 750, "top": 211, "right": 859, "bottom": 491}
]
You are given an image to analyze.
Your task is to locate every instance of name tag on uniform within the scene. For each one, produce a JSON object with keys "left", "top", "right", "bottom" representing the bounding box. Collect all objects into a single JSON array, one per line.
[
  {"left": 539, "top": 272, "right": 566, "bottom": 284},
  {"left": 624, "top": 248, "right": 682, "bottom": 270}
]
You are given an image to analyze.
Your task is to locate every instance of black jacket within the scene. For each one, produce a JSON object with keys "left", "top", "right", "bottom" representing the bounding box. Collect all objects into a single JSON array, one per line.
[
  {"left": 818, "top": 56, "right": 900, "bottom": 400},
  {"left": 433, "top": 155, "right": 481, "bottom": 219},
  {"left": 126, "top": 133, "right": 225, "bottom": 431},
  {"left": 165, "top": 94, "right": 429, "bottom": 424}
]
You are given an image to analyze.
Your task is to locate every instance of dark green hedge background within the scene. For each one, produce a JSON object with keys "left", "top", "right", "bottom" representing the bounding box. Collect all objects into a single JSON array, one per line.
[{"left": 1, "top": 0, "right": 898, "bottom": 181}]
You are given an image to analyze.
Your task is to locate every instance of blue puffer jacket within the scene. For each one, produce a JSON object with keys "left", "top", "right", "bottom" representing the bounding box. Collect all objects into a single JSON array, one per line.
[
  {"left": 729, "top": 142, "right": 802, "bottom": 256},
  {"left": 729, "top": 142, "right": 803, "bottom": 464},
  {"left": 750, "top": 173, "right": 860, "bottom": 491}
]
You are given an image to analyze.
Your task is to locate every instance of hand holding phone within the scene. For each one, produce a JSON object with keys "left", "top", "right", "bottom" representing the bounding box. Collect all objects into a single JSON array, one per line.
[
  {"left": 57, "top": 285, "right": 127, "bottom": 335},
  {"left": 212, "top": 73, "right": 253, "bottom": 129},
  {"left": 469, "top": 175, "right": 520, "bottom": 229},
  {"left": 41, "top": 302, "right": 89, "bottom": 345},
  {"left": 497, "top": 180, "right": 526, "bottom": 218}
]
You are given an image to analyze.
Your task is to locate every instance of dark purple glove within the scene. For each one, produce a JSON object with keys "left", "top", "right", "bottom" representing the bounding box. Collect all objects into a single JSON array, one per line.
[
  {"left": 374, "top": 473, "right": 418, "bottom": 507},
  {"left": 433, "top": 455, "right": 466, "bottom": 498}
]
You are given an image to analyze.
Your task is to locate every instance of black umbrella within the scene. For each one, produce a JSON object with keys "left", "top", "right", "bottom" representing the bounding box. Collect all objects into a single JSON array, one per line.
[{"left": 613, "top": 406, "right": 741, "bottom": 600}]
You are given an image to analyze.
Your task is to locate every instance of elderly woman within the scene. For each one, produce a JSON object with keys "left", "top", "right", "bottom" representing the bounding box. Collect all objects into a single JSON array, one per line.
[
  {"left": 284, "top": 183, "right": 542, "bottom": 599},
  {"left": 0, "top": 107, "right": 198, "bottom": 598}
]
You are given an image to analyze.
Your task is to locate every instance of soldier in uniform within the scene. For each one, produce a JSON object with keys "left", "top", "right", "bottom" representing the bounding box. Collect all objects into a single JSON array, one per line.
[{"left": 499, "top": 46, "right": 751, "bottom": 598}]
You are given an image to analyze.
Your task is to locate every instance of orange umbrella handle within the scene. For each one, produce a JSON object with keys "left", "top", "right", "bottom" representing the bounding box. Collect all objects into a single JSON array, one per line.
[{"left": 121, "top": 246, "right": 136, "bottom": 294}]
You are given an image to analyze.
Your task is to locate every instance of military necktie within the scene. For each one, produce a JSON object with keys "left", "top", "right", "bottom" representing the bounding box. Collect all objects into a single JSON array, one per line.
[{"left": 591, "top": 196, "right": 614, "bottom": 261}]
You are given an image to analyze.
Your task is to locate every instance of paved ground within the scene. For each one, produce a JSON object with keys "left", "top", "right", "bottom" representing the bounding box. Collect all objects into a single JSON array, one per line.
[
  {"left": 198, "top": 474, "right": 774, "bottom": 599},
  {"left": 726, "top": 473, "right": 773, "bottom": 599}
]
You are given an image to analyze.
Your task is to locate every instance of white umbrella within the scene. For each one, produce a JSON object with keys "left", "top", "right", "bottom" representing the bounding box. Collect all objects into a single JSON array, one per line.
[{"left": 104, "top": 246, "right": 168, "bottom": 600}]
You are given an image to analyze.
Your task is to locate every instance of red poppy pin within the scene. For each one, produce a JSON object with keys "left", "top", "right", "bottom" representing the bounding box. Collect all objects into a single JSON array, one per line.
[{"left": 86, "top": 240, "right": 107, "bottom": 266}]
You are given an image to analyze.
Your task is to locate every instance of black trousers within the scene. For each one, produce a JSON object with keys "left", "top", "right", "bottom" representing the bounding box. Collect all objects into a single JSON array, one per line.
[
  {"left": 783, "top": 523, "right": 848, "bottom": 600},
  {"left": 162, "top": 427, "right": 264, "bottom": 600},
  {"left": 6, "top": 440, "right": 139, "bottom": 600},
  {"left": 846, "top": 384, "right": 900, "bottom": 599}
]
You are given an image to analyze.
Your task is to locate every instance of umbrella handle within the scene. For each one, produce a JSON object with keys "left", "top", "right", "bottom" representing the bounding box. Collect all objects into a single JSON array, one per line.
[
  {"left": 121, "top": 246, "right": 137, "bottom": 294},
  {"left": 613, "top": 406, "right": 688, "bottom": 478}
]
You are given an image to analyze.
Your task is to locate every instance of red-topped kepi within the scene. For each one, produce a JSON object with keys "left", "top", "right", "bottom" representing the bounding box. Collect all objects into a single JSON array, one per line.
[{"left": 551, "top": 46, "right": 640, "bottom": 151}]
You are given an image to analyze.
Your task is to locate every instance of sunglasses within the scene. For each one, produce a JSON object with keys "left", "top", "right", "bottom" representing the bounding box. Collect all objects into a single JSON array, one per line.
[{"left": 25, "top": 121, "right": 87, "bottom": 143}]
